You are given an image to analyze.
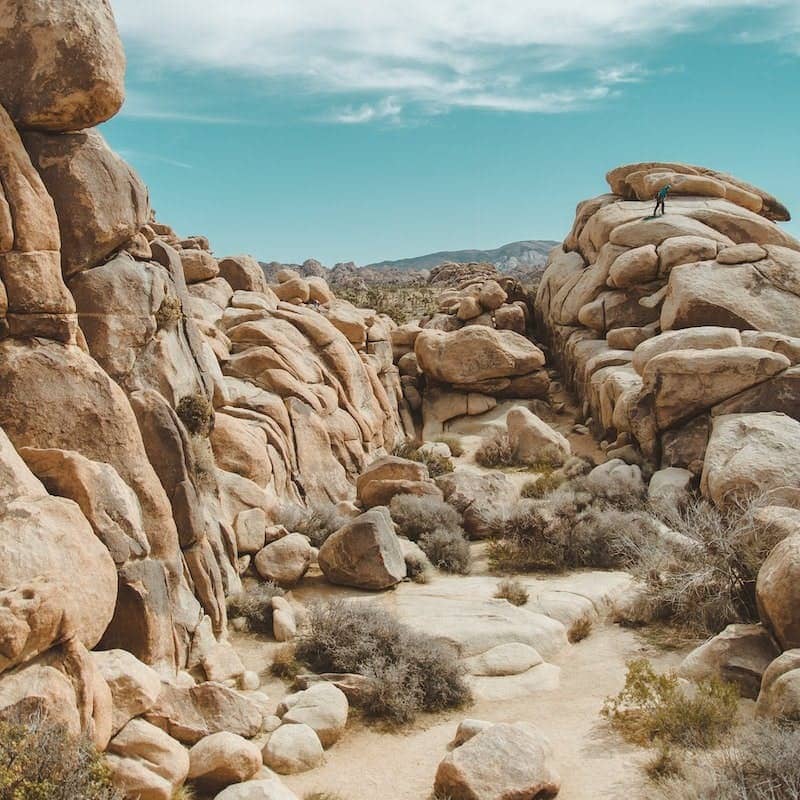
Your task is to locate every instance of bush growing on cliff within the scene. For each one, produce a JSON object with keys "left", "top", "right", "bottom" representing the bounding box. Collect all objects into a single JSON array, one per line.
[
  {"left": 279, "top": 503, "right": 349, "bottom": 548},
  {"left": 391, "top": 441, "right": 454, "bottom": 478},
  {"left": 0, "top": 714, "right": 121, "bottom": 800},
  {"left": 176, "top": 393, "right": 214, "bottom": 436},
  {"left": 295, "top": 600, "right": 471, "bottom": 725}
]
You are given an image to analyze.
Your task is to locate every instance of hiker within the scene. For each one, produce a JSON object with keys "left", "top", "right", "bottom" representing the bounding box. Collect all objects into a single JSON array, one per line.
[{"left": 653, "top": 183, "right": 671, "bottom": 216}]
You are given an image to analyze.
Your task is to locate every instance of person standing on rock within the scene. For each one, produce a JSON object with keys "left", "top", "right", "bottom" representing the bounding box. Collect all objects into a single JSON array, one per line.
[{"left": 652, "top": 183, "right": 671, "bottom": 216}]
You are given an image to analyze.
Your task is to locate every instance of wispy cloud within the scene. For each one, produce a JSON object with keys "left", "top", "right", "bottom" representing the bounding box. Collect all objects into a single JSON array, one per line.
[
  {"left": 120, "top": 93, "right": 244, "bottom": 125},
  {"left": 118, "top": 148, "right": 194, "bottom": 170},
  {"left": 111, "top": 0, "right": 798, "bottom": 122}
]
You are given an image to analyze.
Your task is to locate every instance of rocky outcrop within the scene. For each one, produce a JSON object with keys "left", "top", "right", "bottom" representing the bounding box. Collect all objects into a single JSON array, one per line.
[{"left": 536, "top": 162, "right": 800, "bottom": 479}]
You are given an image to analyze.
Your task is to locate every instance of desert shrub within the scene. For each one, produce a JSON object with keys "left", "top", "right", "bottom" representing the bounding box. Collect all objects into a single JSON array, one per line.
[
  {"left": 474, "top": 433, "right": 515, "bottom": 468},
  {"left": 279, "top": 503, "right": 348, "bottom": 548},
  {"left": 295, "top": 601, "right": 471, "bottom": 725},
  {"left": 154, "top": 293, "right": 183, "bottom": 328},
  {"left": 602, "top": 658, "right": 738, "bottom": 749},
  {"left": 403, "top": 549, "right": 432, "bottom": 583},
  {"left": 488, "top": 496, "right": 658, "bottom": 573},
  {"left": 390, "top": 495, "right": 470, "bottom": 574},
  {"left": 568, "top": 616, "right": 593, "bottom": 643},
  {"left": 270, "top": 643, "right": 302, "bottom": 680},
  {"left": 653, "top": 720, "right": 800, "bottom": 799},
  {"left": 623, "top": 494, "right": 777, "bottom": 636},
  {"left": 391, "top": 441, "right": 454, "bottom": 477},
  {"left": 494, "top": 578, "right": 529, "bottom": 606},
  {"left": 389, "top": 495, "right": 463, "bottom": 544},
  {"left": 645, "top": 743, "right": 685, "bottom": 782},
  {"left": 176, "top": 393, "right": 214, "bottom": 436},
  {"left": 172, "top": 788, "right": 195, "bottom": 800},
  {"left": 419, "top": 527, "right": 471, "bottom": 574},
  {"left": 520, "top": 472, "right": 564, "bottom": 499},
  {"left": 336, "top": 285, "right": 438, "bottom": 325},
  {"left": 435, "top": 435, "right": 464, "bottom": 457},
  {"left": 305, "top": 793, "right": 348, "bottom": 800},
  {"left": 227, "top": 582, "right": 285, "bottom": 634},
  {"left": 0, "top": 713, "right": 121, "bottom": 800}
]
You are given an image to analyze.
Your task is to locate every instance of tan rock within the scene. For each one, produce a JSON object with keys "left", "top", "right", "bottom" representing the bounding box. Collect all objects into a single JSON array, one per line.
[
  {"left": 219, "top": 256, "right": 269, "bottom": 294},
  {"left": 506, "top": 407, "right": 570, "bottom": 465},
  {"left": 607, "top": 244, "right": 658, "bottom": 288},
  {"left": 188, "top": 732, "right": 262, "bottom": 793},
  {"left": 702, "top": 413, "right": 800, "bottom": 508},
  {"left": 211, "top": 413, "right": 271, "bottom": 487},
  {"left": 478, "top": 280, "right": 508, "bottom": 311},
  {"left": 0, "top": 0, "right": 125, "bottom": 132},
  {"left": 93, "top": 650, "right": 163, "bottom": 736},
  {"left": 180, "top": 249, "right": 219, "bottom": 283},
  {"left": 273, "top": 278, "right": 310, "bottom": 304},
  {"left": 277, "top": 682, "right": 349, "bottom": 748},
  {"left": 23, "top": 129, "right": 149, "bottom": 275},
  {"left": 717, "top": 243, "right": 768, "bottom": 265},
  {"left": 757, "top": 518, "right": 800, "bottom": 650},
  {"left": 756, "top": 650, "right": 800, "bottom": 720},
  {"left": 457, "top": 295, "right": 483, "bottom": 321},
  {"left": 415, "top": 327, "right": 545, "bottom": 385},
  {"left": 214, "top": 775, "right": 300, "bottom": 800},
  {"left": 632, "top": 326, "right": 742, "bottom": 375},
  {"left": 657, "top": 235, "right": 718, "bottom": 275},
  {"left": 434, "top": 722, "right": 560, "bottom": 800},
  {"left": 254, "top": 534, "right": 312, "bottom": 587},
  {"left": 235, "top": 508, "right": 267, "bottom": 555},
  {"left": 318, "top": 508, "right": 406, "bottom": 590},
  {"left": 262, "top": 723, "right": 323, "bottom": 774}
]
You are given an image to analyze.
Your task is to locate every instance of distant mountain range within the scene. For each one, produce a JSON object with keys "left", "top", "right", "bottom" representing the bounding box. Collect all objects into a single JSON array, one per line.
[
  {"left": 260, "top": 239, "right": 559, "bottom": 288},
  {"left": 364, "top": 240, "right": 558, "bottom": 273}
]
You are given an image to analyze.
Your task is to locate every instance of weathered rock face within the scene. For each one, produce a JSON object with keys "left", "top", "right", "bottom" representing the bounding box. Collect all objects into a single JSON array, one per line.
[
  {"left": 0, "top": 0, "right": 126, "bottom": 132},
  {"left": 537, "top": 162, "right": 799, "bottom": 478}
]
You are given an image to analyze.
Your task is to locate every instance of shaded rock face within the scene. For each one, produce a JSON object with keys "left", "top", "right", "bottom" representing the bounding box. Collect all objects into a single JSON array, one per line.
[{"left": 536, "top": 161, "right": 799, "bottom": 470}]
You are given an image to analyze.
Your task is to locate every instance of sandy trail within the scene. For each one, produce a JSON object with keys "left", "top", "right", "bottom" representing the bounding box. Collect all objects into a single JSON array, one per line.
[{"left": 232, "top": 559, "right": 687, "bottom": 800}]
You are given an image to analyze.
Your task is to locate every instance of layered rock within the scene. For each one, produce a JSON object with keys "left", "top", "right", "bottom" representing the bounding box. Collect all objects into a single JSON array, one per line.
[{"left": 536, "top": 162, "right": 800, "bottom": 481}]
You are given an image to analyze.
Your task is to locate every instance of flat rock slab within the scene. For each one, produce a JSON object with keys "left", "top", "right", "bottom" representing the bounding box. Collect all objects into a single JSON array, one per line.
[{"left": 469, "top": 663, "right": 561, "bottom": 703}]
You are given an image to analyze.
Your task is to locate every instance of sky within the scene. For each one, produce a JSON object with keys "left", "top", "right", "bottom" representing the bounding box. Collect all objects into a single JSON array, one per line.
[{"left": 103, "top": 0, "right": 800, "bottom": 266}]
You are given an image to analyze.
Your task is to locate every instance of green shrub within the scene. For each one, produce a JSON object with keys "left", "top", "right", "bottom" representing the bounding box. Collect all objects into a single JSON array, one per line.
[
  {"left": 602, "top": 658, "right": 738, "bottom": 749},
  {"left": 0, "top": 714, "right": 121, "bottom": 800},
  {"left": 176, "top": 393, "right": 214, "bottom": 436},
  {"left": 335, "top": 285, "right": 439, "bottom": 325},
  {"left": 474, "top": 433, "right": 515, "bottom": 468},
  {"left": 227, "top": 582, "right": 285, "bottom": 634},
  {"left": 494, "top": 578, "right": 528, "bottom": 606},
  {"left": 295, "top": 601, "right": 471, "bottom": 725}
]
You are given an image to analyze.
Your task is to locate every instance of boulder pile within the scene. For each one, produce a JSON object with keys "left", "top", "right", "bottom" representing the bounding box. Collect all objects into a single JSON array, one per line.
[{"left": 536, "top": 162, "right": 800, "bottom": 505}]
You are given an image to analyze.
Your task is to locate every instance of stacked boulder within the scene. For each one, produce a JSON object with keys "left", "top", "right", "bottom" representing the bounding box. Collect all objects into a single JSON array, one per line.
[
  {"left": 0, "top": 3, "right": 407, "bottom": 798},
  {"left": 536, "top": 162, "right": 800, "bottom": 505}
]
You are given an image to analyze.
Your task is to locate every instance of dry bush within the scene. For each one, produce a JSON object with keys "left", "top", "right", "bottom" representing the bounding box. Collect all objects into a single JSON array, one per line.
[
  {"left": 336, "top": 286, "right": 439, "bottom": 325},
  {"left": 568, "top": 616, "right": 593, "bottom": 643},
  {"left": 227, "top": 582, "right": 285, "bottom": 634},
  {"left": 305, "top": 793, "right": 348, "bottom": 800},
  {"left": 389, "top": 495, "right": 470, "bottom": 574},
  {"left": 0, "top": 713, "right": 121, "bottom": 800},
  {"left": 435, "top": 435, "right": 465, "bottom": 457},
  {"left": 488, "top": 495, "right": 657, "bottom": 573},
  {"left": 295, "top": 601, "right": 471, "bottom": 725},
  {"left": 172, "top": 788, "right": 196, "bottom": 800},
  {"left": 623, "top": 493, "right": 778, "bottom": 636},
  {"left": 176, "top": 393, "right": 214, "bottom": 436},
  {"left": 391, "top": 441, "right": 454, "bottom": 477},
  {"left": 403, "top": 550, "right": 432, "bottom": 583},
  {"left": 154, "top": 293, "right": 183, "bottom": 328},
  {"left": 270, "top": 643, "right": 302, "bottom": 680},
  {"left": 474, "top": 433, "right": 515, "bottom": 468},
  {"left": 645, "top": 743, "right": 685, "bottom": 782},
  {"left": 521, "top": 472, "right": 564, "bottom": 499},
  {"left": 602, "top": 658, "right": 738, "bottom": 749},
  {"left": 279, "top": 503, "right": 348, "bottom": 548},
  {"left": 653, "top": 720, "right": 800, "bottom": 800},
  {"left": 419, "top": 527, "right": 471, "bottom": 574},
  {"left": 494, "top": 578, "right": 529, "bottom": 606}
]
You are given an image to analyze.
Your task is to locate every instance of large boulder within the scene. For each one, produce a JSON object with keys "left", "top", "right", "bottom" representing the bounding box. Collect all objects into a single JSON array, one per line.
[
  {"left": 640, "top": 347, "right": 790, "bottom": 430},
  {"left": 701, "top": 413, "right": 800, "bottom": 508},
  {"left": 506, "top": 407, "right": 570, "bottom": 465},
  {"left": 757, "top": 513, "right": 800, "bottom": 650},
  {"left": 187, "top": 732, "right": 262, "bottom": 793},
  {"left": 214, "top": 776, "right": 299, "bottom": 800},
  {"left": 631, "top": 327, "right": 742, "bottom": 376},
  {"left": 678, "top": 623, "right": 779, "bottom": 699},
  {"left": 433, "top": 722, "right": 560, "bottom": 800},
  {"left": 415, "top": 327, "right": 545, "bottom": 384},
  {"left": 755, "top": 650, "right": 800, "bottom": 721},
  {"left": 356, "top": 455, "right": 440, "bottom": 509},
  {"left": 253, "top": 534, "right": 312, "bottom": 587},
  {"left": 262, "top": 723, "right": 323, "bottom": 774},
  {"left": 0, "top": 0, "right": 125, "bottom": 132},
  {"left": 317, "top": 507, "right": 406, "bottom": 590},
  {"left": 276, "top": 682, "right": 349, "bottom": 748},
  {"left": 23, "top": 129, "right": 149, "bottom": 275},
  {"left": 106, "top": 719, "right": 189, "bottom": 800},
  {"left": 437, "top": 470, "right": 517, "bottom": 539}
]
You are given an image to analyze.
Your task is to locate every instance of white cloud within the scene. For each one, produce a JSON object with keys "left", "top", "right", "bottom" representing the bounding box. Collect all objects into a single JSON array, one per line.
[{"left": 110, "top": 0, "right": 797, "bottom": 121}]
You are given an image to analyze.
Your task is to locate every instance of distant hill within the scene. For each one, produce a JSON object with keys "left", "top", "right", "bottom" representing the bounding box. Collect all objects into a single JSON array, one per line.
[{"left": 364, "top": 240, "right": 558, "bottom": 273}]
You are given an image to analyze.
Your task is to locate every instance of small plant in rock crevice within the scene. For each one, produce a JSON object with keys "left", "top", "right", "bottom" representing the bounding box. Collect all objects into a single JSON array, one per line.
[
  {"left": 226, "top": 582, "right": 285, "bottom": 634},
  {"left": 176, "top": 392, "right": 214, "bottom": 436},
  {"left": 494, "top": 578, "right": 529, "bottom": 606}
]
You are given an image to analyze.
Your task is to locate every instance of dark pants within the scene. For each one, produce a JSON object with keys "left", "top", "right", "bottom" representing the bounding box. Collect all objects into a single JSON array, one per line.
[{"left": 653, "top": 197, "right": 665, "bottom": 216}]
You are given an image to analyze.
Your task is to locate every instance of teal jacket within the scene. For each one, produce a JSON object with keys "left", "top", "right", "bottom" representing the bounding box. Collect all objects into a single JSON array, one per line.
[{"left": 657, "top": 185, "right": 671, "bottom": 200}]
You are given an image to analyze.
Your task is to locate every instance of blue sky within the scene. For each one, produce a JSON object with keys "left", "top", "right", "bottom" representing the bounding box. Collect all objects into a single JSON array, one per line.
[{"left": 104, "top": 0, "right": 800, "bottom": 266}]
